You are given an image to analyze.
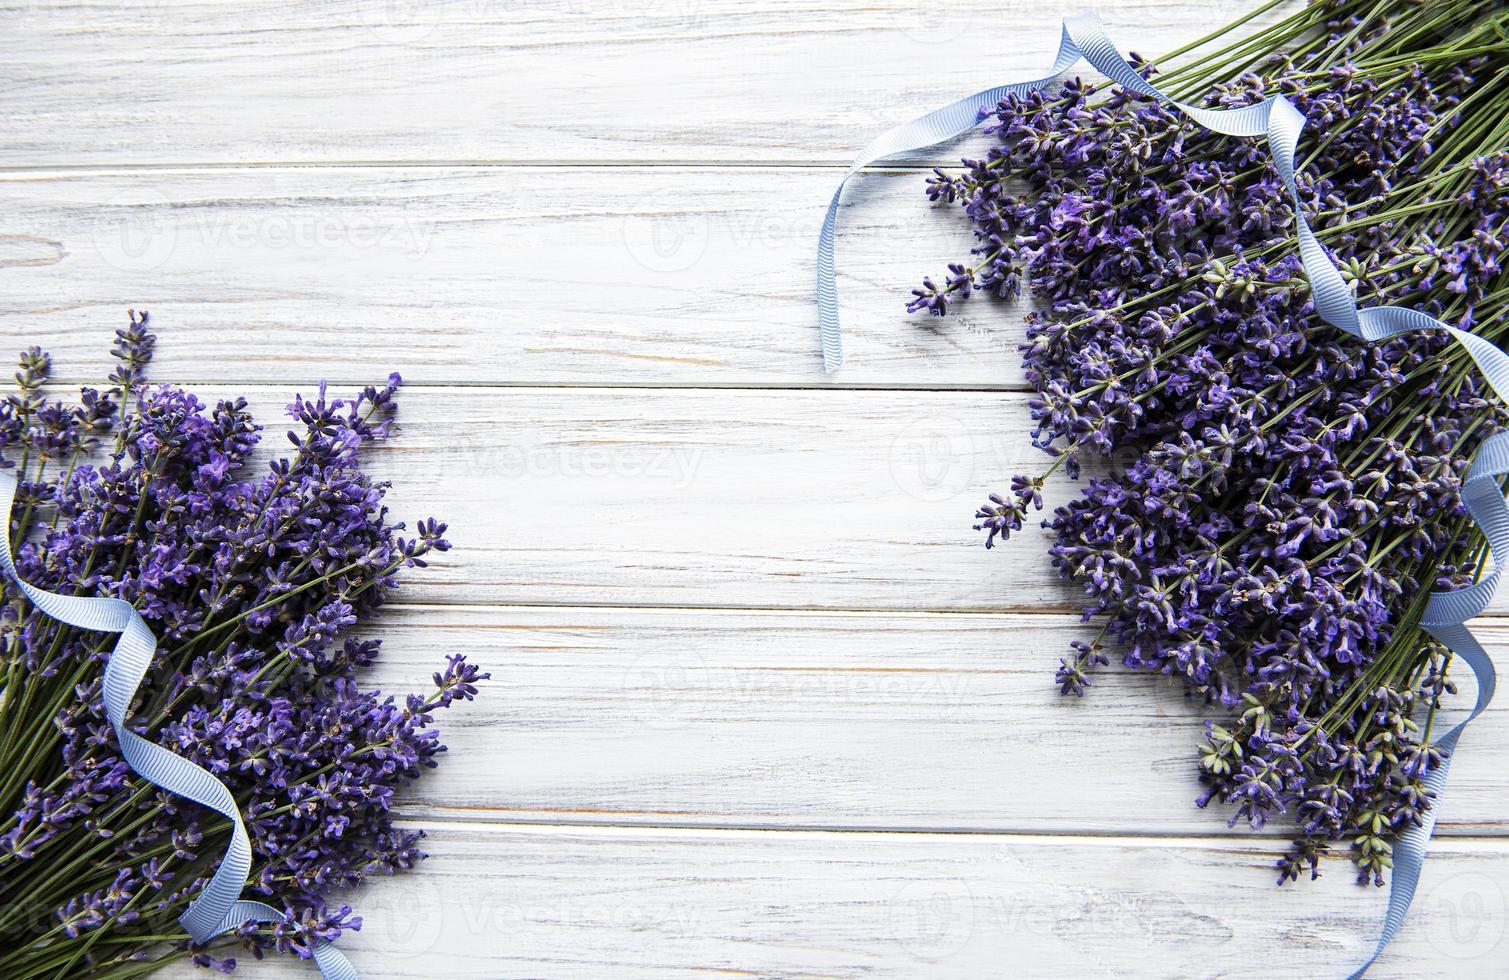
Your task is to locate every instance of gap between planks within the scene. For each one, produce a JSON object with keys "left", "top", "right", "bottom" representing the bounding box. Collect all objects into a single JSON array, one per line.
[
  {"left": 387, "top": 810, "right": 1509, "bottom": 841},
  {"left": 36, "top": 378, "right": 1041, "bottom": 394},
  {"left": 380, "top": 819, "right": 1509, "bottom": 851},
  {"left": 370, "top": 601, "right": 1509, "bottom": 623},
  {"left": 0, "top": 161, "right": 957, "bottom": 173}
]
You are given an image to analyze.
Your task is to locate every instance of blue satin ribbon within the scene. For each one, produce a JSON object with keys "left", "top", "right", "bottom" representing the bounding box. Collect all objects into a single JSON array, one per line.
[
  {"left": 819, "top": 11, "right": 1504, "bottom": 975},
  {"left": 0, "top": 472, "right": 358, "bottom": 978}
]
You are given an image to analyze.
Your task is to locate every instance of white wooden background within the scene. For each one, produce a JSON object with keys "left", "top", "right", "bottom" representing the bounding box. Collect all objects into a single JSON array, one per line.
[{"left": 2, "top": 1, "right": 1506, "bottom": 977}]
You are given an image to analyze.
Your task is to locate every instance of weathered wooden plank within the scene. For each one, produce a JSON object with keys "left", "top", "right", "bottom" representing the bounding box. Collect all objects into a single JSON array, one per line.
[
  {"left": 219, "top": 383, "right": 1074, "bottom": 611},
  {"left": 161, "top": 822, "right": 1509, "bottom": 978},
  {"left": 366, "top": 604, "right": 1509, "bottom": 837},
  {"left": 18, "top": 4, "right": 1505, "bottom": 977},
  {"left": 0, "top": 0, "right": 1297, "bottom": 167},
  {"left": 11, "top": 379, "right": 1499, "bottom": 617},
  {"left": 0, "top": 165, "right": 1032, "bottom": 387}
]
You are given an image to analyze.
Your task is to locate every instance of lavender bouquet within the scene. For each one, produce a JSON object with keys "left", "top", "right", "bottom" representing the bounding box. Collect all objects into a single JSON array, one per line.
[
  {"left": 0, "top": 314, "right": 485, "bottom": 976},
  {"left": 914, "top": 0, "right": 1509, "bottom": 883}
]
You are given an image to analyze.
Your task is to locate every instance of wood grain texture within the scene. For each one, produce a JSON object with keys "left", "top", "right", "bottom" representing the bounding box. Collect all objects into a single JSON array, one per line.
[
  {"left": 158, "top": 382, "right": 1087, "bottom": 611},
  {"left": 0, "top": 165, "right": 1034, "bottom": 388},
  {"left": 158, "top": 822, "right": 1509, "bottom": 979},
  {"left": 107, "top": 381, "right": 1493, "bottom": 618},
  {"left": 14, "top": 331, "right": 1509, "bottom": 978},
  {"left": 7, "top": 0, "right": 1506, "bottom": 975},
  {"left": 368, "top": 604, "right": 1509, "bottom": 837},
  {"left": 0, "top": 0, "right": 1290, "bottom": 167}
]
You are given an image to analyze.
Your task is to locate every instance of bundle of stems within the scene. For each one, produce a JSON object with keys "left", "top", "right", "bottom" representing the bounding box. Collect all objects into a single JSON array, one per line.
[
  {"left": 915, "top": 0, "right": 1509, "bottom": 880},
  {"left": 0, "top": 319, "right": 484, "bottom": 976}
]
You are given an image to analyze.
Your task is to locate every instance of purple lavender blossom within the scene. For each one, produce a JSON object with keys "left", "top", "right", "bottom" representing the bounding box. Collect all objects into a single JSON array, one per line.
[
  {"left": 0, "top": 314, "right": 487, "bottom": 975},
  {"left": 916, "top": 11, "right": 1509, "bottom": 885}
]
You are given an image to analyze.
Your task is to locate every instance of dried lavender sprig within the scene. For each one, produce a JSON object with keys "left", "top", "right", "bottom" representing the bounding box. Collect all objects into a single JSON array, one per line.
[
  {"left": 924, "top": 1, "right": 1509, "bottom": 883},
  {"left": 0, "top": 319, "right": 487, "bottom": 976}
]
